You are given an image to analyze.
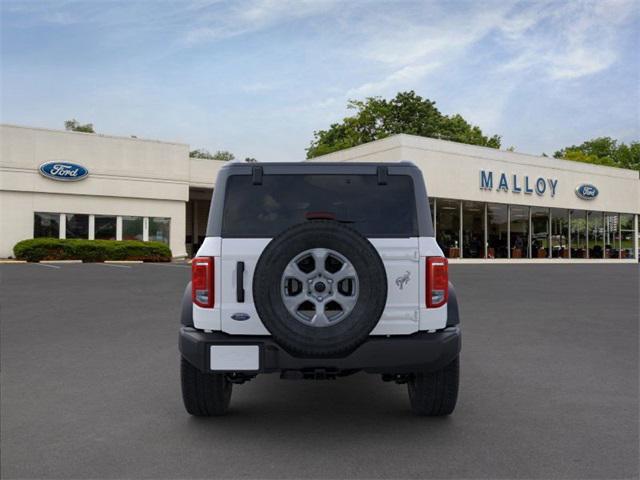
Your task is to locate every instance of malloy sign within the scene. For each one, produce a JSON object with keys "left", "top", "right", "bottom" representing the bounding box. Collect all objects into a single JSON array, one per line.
[{"left": 480, "top": 170, "right": 558, "bottom": 197}]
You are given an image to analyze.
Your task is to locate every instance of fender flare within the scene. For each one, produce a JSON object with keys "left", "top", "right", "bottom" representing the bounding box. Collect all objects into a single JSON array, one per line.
[
  {"left": 181, "top": 282, "right": 193, "bottom": 327},
  {"left": 447, "top": 281, "right": 460, "bottom": 326}
]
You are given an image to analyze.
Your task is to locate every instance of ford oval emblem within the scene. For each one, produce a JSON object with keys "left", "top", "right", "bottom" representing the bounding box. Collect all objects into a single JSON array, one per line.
[
  {"left": 575, "top": 184, "right": 598, "bottom": 200},
  {"left": 231, "top": 313, "right": 250, "bottom": 321},
  {"left": 39, "top": 161, "right": 89, "bottom": 182}
]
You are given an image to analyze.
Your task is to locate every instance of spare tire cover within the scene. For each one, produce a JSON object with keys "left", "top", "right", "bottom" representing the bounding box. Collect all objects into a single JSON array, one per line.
[{"left": 253, "top": 220, "right": 387, "bottom": 357}]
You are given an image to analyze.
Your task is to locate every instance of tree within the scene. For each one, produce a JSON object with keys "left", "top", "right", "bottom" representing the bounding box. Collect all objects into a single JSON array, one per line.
[
  {"left": 189, "top": 149, "right": 236, "bottom": 161},
  {"left": 244, "top": 157, "right": 257, "bottom": 163},
  {"left": 64, "top": 119, "right": 94, "bottom": 133},
  {"left": 306, "top": 91, "right": 501, "bottom": 158},
  {"left": 554, "top": 137, "right": 640, "bottom": 171}
]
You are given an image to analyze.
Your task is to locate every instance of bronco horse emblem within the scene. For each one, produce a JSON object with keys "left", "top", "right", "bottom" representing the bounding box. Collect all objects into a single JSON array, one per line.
[{"left": 395, "top": 270, "right": 411, "bottom": 290}]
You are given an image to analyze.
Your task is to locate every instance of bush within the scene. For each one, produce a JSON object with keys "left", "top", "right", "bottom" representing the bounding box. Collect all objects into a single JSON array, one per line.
[{"left": 13, "top": 238, "right": 172, "bottom": 262}]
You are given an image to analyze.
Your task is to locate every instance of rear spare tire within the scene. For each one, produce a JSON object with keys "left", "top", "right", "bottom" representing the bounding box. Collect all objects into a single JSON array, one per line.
[{"left": 253, "top": 220, "right": 387, "bottom": 357}]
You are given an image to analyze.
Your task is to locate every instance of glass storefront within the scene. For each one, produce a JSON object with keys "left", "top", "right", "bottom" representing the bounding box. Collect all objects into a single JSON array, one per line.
[
  {"left": 551, "top": 209, "right": 569, "bottom": 258},
  {"left": 487, "top": 203, "right": 508, "bottom": 258},
  {"left": 149, "top": 217, "right": 170, "bottom": 244},
  {"left": 66, "top": 214, "right": 89, "bottom": 239},
  {"left": 122, "top": 216, "right": 143, "bottom": 241},
  {"left": 429, "top": 199, "right": 637, "bottom": 261},
  {"left": 531, "top": 207, "right": 550, "bottom": 259},
  {"left": 620, "top": 214, "right": 636, "bottom": 259},
  {"left": 588, "top": 211, "right": 604, "bottom": 258},
  {"left": 436, "top": 199, "right": 460, "bottom": 258},
  {"left": 32, "top": 213, "right": 169, "bottom": 245},
  {"left": 571, "top": 210, "right": 587, "bottom": 258},
  {"left": 604, "top": 213, "right": 619, "bottom": 259},
  {"left": 462, "top": 201, "right": 484, "bottom": 258},
  {"left": 34, "top": 212, "right": 59, "bottom": 238},
  {"left": 95, "top": 215, "right": 117, "bottom": 240},
  {"left": 510, "top": 205, "right": 529, "bottom": 259}
]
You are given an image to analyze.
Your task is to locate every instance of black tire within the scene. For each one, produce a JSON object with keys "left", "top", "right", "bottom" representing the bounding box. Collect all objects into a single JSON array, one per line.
[
  {"left": 181, "top": 357, "right": 232, "bottom": 416},
  {"left": 407, "top": 356, "right": 459, "bottom": 416},
  {"left": 253, "top": 220, "right": 387, "bottom": 358}
]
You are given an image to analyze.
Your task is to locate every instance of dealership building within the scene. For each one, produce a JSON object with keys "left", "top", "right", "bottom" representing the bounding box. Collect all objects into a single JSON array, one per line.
[{"left": 1, "top": 124, "right": 638, "bottom": 262}]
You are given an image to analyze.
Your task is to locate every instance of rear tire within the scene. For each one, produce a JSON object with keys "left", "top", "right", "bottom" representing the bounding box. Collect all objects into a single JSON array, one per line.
[
  {"left": 181, "top": 357, "right": 232, "bottom": 416},
  {"left": 407, "top": 356, "right": 459, "bottom": 416}
]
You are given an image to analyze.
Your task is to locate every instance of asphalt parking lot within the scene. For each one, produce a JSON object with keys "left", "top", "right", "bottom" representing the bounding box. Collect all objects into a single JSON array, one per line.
[{"left": 1, "top": 263, "right": 638, "bottom": 479}]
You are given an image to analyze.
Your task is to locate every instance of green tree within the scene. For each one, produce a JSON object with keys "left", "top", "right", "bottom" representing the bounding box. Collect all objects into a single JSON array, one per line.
[
  {"left": 189, "top": 149, "right": 236, "bottom": 161},
  {"left": 306, "top": 91, "right": 501, "bottom": 158},
  {"left": 64, "top": 119, "right": 95, "bottom": 133},
  {"left": 554, "top": 137, "right": 640, "bottom": 171}
]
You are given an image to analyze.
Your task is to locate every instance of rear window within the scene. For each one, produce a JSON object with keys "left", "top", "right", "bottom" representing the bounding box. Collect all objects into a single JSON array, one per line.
[{"left": 221, "top": 174, "right": 418, "bottom": 237}]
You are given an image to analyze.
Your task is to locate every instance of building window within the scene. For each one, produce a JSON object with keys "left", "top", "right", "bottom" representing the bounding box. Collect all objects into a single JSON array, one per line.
[
  {"left": 462, "top": 201, "right": 484, "bottom": 258},
  {"left": 149, "top": 217, "right": 170, "bottom": 244},
  {"left": 436, "top": 199, "right": 460, "bottom": 258},
  {"left": 531, "top": 207, "right": 550, "bottom": 259},
  {"left": 510, "top": 205, "right": 529, "bottom": 259},
  {"left": 551, "top": 209, "right": 570, "bottom": 258},
  {"left": 65, "top": 214, "right": 89, "bottom": 239},
  {"left": 603, "top": 213, "right": 619, "bottom": 259},
  {"left": 620, "top": 214, "right": 635, "bottom": 259},
  {"left": 122, "top": 216, "right": 143, "bottom": 241},
  {"left": 34, "top": 212, "right": 60, "bottom": 238},
  {"left": 487, "top": 203, "right": 508, "bottom": 259},
  {"left": 588, "top": 211, "right": 604, "bottom": 258},
  {"left": 571, "top": 210, "right": 587, "bottom": 258},
  {"left": 95, "top": 215, "right": 117, "bottom": 240}
]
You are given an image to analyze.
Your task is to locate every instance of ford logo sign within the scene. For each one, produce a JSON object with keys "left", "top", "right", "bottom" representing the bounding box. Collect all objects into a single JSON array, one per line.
[
  {"left": 39, "top": 161, "right": 89, "bottom": 182},
  {"left": 575, "top": 184, "right": 598, "bottom": 200},
  {"left": 231, "top": 313, "right": 250, "bottom": 321}
]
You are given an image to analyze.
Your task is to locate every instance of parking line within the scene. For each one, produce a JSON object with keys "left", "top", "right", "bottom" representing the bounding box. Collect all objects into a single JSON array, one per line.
[
  {"left": 96, "top": 263, "right": 132, "bottom": 269},
  {"left": 148, "top": 263, "right": 191, "bottom": 268},
  {"left": 35, "top": 263, "right": 61, "bottom": 269}
]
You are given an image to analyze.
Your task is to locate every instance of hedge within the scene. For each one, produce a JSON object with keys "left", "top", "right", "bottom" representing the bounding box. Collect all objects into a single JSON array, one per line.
[{"left": 13, "top": 238, "right": 172, "bottom": 262}]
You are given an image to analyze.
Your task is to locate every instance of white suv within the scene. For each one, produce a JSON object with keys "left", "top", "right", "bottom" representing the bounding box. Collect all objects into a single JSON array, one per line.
[{"left": 180, "top": 162, "right": 461, "bottom": 416}]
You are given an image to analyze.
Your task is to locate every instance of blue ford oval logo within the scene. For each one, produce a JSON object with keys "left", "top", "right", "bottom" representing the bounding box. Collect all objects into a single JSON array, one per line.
[
  {"left": 231, "top": 313, "right": 250, "bottom": 321},
  {"left": 575, "top": 184, "right": 598, "bottom": 200},
  {"left": 39, "top": 161, "right": 89, "bottom": 182}
]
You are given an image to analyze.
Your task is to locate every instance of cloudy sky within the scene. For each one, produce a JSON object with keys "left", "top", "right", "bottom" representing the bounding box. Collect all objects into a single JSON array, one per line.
[{"left": 2, "top": 0, "right": 638, "bottom": 161}]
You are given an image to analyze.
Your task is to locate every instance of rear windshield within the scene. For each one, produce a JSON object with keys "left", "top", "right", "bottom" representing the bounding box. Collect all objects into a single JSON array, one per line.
[{"left": 221, "top": 174, "right": 418, "bottom": 237}]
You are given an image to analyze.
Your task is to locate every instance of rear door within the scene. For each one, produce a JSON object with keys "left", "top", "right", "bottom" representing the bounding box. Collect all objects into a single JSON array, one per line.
[{"left": 218, "top": 171, "right": 422, "bottom": 335}]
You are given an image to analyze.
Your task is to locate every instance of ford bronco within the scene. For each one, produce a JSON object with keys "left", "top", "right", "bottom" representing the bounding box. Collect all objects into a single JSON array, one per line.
[{"left": 179, "top": 162, "right": 461, "bottom": 416}]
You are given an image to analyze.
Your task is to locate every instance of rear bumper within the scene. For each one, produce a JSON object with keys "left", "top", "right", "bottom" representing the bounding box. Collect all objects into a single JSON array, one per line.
[{"left": 179, "top": 326, "right": 461, "bottom": 375}]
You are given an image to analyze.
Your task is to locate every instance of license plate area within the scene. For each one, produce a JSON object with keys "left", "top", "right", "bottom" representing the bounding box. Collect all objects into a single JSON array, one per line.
[{"left": 209, "top": 345, "right": 260, "bottom": 371}]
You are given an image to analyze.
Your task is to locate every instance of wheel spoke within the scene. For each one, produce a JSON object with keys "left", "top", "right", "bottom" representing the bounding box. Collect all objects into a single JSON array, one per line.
[
  {"left": 334, "top": 291, "right": 358, "bottom": 311},
  {"left": 283, "top": 263, "right": 307, "bottom": 282},
  {"left": 332, "top": 262, "right": 357, "bottom": 282},
  {"left": 311, "top": 248, "right": 329, "bottom": 273},
  {"left": 282, "top": 294, "right": 306, "bottom": 311},
  {"left": 310, "top": 303, "right": 331, "bottom": 327}
]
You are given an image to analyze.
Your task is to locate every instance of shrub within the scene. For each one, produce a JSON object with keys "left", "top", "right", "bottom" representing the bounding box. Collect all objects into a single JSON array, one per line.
[{"left": 13, "top": 238, "right": 172, "bottom": 262}]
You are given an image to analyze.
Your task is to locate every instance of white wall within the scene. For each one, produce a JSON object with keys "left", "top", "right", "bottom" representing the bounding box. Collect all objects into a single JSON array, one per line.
[
  {"left": 312, "top": 134, "right": 640, "bottom": 215},
  {"left": 0, "top": 124, "right": 190, "bottom": 257}
]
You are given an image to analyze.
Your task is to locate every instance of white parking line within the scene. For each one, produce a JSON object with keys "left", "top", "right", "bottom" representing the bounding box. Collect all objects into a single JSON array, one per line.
[
  {"left": 148, "top": 263, "right": 191, "bottom": 268},
  {"left": 96, "top": 263, "right": 131, "bottom": 269},
  {"left": 36, "top": 263, "right": 61, "bottom": 269}
]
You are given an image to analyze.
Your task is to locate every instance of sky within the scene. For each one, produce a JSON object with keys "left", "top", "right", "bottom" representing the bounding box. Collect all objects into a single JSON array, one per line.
[{"left": 1, "top": 0, "right": 639, "bottom": 162}]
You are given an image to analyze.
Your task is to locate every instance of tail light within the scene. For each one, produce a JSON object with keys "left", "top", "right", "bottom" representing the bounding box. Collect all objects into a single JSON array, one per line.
[
  {"left": 426, "top": 256, "right": 448, "bottom": 308},
  {"left": 192, "top": 257, "right": 214, "bottom": 308}
]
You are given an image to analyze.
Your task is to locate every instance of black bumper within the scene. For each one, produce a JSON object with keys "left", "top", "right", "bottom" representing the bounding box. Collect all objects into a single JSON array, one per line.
[{"left": 179, "top": 326, "right": 461, "bottom": 375}]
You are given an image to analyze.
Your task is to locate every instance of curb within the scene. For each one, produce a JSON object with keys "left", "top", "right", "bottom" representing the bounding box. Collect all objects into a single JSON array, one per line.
[
  {"left": 0, "top": 259, "right": 27, "bottom": 264},
  {"left": 40, "top": 260, "right": 82, "bottom": 264},
  {"left": 104, "top": 260, "right": 144, "bottom": 264}
]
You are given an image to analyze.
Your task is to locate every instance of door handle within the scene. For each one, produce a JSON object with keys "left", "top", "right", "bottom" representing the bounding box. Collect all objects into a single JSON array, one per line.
[{"left": 236, "top": 261, "right": 245, "bottom": 302}]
